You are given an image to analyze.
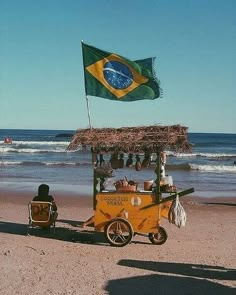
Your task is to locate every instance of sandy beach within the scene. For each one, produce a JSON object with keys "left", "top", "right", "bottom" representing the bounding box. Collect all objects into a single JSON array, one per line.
[{"left": 0, "top": 189, "right": 235, "bottom": 295}]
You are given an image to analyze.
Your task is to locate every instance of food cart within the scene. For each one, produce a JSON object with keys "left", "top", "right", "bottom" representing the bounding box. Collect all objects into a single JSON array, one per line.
[{"left": 67, "top": 125, "right": 194, "bottom": 247}]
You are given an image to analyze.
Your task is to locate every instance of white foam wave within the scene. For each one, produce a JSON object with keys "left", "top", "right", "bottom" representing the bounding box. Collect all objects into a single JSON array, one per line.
[
  {"left": 0, "top": 140, "right": 70, "bottom": 145},
  {"left": 0, "top": 161, "right": 22, "bottom": 166},
  {"left": 190, "top": 164, "right": 236, "bottom": 173},
  {"left": 1, "top": 147, "right": 67, "bottom": 153},
  {"left": 173, "top": 153, "right": 196, "bottom": 158},
  {"left": 43, "top": 162, "right": 79, "bottom": 166},
  {"left": 0, "top": 160, "right": 81, "bottom": 167},
  {"left": 171, "top": 152, "right": 236, "bottom": 158}
]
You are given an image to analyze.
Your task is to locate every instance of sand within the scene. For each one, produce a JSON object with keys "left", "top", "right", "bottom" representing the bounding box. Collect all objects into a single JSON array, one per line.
[{"left": 0, "top": 189, "right": 235, "bottom": 295}]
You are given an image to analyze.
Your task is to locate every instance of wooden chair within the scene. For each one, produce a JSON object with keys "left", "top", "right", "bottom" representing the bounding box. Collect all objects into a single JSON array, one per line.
[{"left": 27, "top": 201, "right": 56, "bottom": 235}]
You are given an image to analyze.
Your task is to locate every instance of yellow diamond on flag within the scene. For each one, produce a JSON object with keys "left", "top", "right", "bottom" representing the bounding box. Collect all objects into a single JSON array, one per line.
[{"left": 86, "top": 54, "right": 149, "bottom": 99}]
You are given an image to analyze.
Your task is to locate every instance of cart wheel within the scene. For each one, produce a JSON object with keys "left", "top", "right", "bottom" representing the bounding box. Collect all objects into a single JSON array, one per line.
[
  {"left": 104, "top": 218, "right": 134, "bottom": 247},
  {"left": 148, "top": 226, "right": 168, "bottom": 245}
]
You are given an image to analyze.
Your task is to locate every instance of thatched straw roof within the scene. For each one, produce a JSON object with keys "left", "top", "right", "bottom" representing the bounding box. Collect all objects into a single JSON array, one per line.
[{"left": 67, "top": 125, "right": 191, "bottom": 153}]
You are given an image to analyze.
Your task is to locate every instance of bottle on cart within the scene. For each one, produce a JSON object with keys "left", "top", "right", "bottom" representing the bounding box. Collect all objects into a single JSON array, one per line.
[{"left": 160, "top": 164, "right": 166, "bottom": 178}]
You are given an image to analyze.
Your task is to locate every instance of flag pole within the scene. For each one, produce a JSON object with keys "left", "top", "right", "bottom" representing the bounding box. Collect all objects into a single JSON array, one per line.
[
  {"left": 85, "top": 94, "right": 92, "bottom": 129},
  {"left": 81, "top": 40, "right": 92, "bottom": 129}
]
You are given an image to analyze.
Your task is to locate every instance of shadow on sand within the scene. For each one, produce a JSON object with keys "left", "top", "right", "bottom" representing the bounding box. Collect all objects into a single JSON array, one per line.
[
  {"left": 203, "top": 202, "right": 236, "bottom": 207},
  {"left": 0, "top": 220, "right": 107, "bottom": 245},
  {"left": 105, "top": 273, "right": 235, "bottom": 295},
  {"left": 118, "top": 259, "right": 236, "bottom": 281},
  {"left": 105, "top": 259, "right": 236, "bottom": 294},
  {"left": 57, "top": 218, "right": 84, "bottom": 227}
]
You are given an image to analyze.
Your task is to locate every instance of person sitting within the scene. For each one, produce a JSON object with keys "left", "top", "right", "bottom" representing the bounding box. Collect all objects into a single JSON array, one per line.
[{"left": 33, "top": 184, "right": 58, "bottom": 222}]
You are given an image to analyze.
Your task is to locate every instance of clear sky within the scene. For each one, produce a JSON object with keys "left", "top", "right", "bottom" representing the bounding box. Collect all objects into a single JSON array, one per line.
[{"left": 0, "top": 0, "right": 235, "bottom": 133}]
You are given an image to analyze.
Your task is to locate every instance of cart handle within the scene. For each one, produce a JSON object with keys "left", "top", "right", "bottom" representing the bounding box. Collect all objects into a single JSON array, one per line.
[{"left": 140, "top": 187, "right": 194, "bottom": 211}]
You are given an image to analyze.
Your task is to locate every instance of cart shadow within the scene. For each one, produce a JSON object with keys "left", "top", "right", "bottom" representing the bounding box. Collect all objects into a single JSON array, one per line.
[
  {"left": 104, "top": 273, "right": 235, "bottom": 295},
  {"left": 131, "top": 239, "right": 152, "bottom": 245},
  {"left": 58, "top": 220, "right": 154, "bottom": 246},
  {"left": 57, "top": 218, "right": 84, "bottom": 227},
  {"left": 71, "top": 229, "right": 108, "bottom": 246},
  {"left": 57, "top": 218, "right": 109, "bottom": 245},
  {"left": 118, "top": 259, "right": 236, "bottom": 281},
  {"left": 0, "top": 220, "right": 108, "bottom": 245}
]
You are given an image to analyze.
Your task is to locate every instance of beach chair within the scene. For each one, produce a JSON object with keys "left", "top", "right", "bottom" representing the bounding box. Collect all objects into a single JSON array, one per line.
[{"left": 27, "top": 201, "right": 56, "bottom": 235}]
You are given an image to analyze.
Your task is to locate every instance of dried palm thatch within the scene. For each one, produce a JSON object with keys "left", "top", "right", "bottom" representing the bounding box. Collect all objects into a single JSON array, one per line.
[{"left": 67, "top": 125, "right": 191, "bottom": 153}]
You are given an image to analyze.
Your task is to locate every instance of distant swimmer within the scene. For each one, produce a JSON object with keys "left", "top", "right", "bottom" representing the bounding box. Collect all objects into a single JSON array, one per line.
[
  {"left": 234, "top": 161, "right": 236, "bottom": 165},
  {"left": 4, "top": 137, "right": 12, "bottom": 144}
]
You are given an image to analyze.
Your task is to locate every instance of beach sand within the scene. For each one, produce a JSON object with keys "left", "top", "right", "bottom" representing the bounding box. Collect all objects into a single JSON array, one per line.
[{"left": 0, "top": 189, "right": 235, "bottom": 295}]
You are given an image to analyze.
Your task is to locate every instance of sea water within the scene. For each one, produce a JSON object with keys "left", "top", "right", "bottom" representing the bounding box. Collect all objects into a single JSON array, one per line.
[{"left": 0, "top": 129, "right": 236, "bottom": 197}]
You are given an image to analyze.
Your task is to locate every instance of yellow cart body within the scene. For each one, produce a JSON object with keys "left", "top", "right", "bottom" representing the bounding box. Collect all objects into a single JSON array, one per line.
[{"left": 94, "top": 192, "right": 172, "bottom": 233}]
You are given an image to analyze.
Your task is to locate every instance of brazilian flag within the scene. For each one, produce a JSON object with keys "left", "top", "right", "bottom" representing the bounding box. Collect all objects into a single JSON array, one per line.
[{"left": 82, "top": 42, "right": 161, "bottom": 102}]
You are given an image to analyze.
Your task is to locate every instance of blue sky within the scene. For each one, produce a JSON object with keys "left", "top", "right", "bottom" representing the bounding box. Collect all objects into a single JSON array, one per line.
[{"left": 0, "top": 0, "right": 235, "bottom": 133}]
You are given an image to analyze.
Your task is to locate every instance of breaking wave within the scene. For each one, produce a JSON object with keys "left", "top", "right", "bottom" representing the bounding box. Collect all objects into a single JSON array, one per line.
[
  {"left": 0, "top": 161, "right": 90, "bottom": 167},
  {"left": 1, "top": 160, "right": 235, "bottom": 173},
  {"left": 190, "top": 164, "right": 236, "bottom": 173},
  {"left": 167, "top": 151, "right": 236, "bottom": 159}
]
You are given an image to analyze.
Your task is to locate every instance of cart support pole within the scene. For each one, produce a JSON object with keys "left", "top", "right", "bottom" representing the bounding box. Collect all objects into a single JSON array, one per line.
[
  {"left": 154, "top": 152, "right": 161, "bottom": 204},
  {"left": 92, "top": 150, "right": 98, "bottom": 210},
  {"left": 93, "top": 169, "right": 98, "bottom": 210}
]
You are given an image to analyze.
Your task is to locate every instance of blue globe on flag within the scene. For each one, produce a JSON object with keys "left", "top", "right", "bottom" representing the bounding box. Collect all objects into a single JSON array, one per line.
[{"left": 103, "top": 61, "right": 133, "bottom": 89}]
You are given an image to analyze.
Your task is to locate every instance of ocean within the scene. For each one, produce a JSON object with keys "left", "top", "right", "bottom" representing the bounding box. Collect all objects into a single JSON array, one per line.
[{"left": 0, "top": 129, "right": 236, "bottom": 198}]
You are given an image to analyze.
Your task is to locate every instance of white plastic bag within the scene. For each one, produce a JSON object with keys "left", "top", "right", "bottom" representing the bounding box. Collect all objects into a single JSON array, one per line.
[{"left": 168, "top": 194, "right": 187, "bottom": 228}]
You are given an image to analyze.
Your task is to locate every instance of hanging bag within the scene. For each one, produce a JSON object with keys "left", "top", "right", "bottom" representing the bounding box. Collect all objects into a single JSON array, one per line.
[{"left": 168, "top": 194, "right": 187, "bottom": 228}]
